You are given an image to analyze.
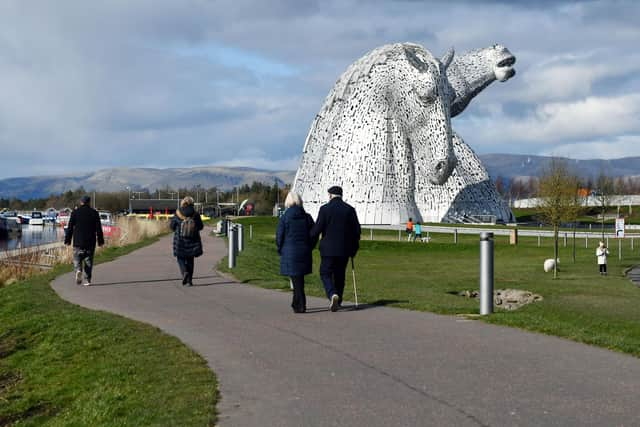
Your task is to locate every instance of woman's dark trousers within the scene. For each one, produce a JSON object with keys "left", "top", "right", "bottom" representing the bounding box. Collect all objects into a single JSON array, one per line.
[
  {"left": 290, "top": 275, "right": 306, "bottom": 313},
  {"left": 177, "top": 256, "right": 195, "bottom": 285}
]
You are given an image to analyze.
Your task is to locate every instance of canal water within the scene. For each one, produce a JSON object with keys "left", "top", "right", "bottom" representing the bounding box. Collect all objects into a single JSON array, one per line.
[{"left": 0, "top": 225, "right": 65, "bottom": 252}]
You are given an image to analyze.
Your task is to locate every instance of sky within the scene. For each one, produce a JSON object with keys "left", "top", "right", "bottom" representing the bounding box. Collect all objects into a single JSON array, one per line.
[{"left": 1, "top": 0, "right": 639, "bottom": 179}]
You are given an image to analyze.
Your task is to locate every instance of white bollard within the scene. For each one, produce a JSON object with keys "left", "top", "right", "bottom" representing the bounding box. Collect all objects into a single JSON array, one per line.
[{"left": 237, "top": 224, "right": 244, "bottom": 252}]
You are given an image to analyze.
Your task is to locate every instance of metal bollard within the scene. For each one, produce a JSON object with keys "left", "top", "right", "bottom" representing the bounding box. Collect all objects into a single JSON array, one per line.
[
  {"left": 250, "top": 224, "right": 253, "bottom": 240},
  {"left": 480, "top": 232, "right": 494, "bottom": 315},
  {"left": 631, "top": 237, "right": 634, "bottom": 251},
  {"left": 370, "top": 228, "right": 373, "bottom": 241},
  {"left": 228, "top": 226, "right": 237, "bottom": 269},
  {"left": 606, "top": 236, "right": 609, "bottom": 247},
  {"left": 585, "top": 235, "right": 588, "bottom": 248},
  {"left": 537, "top": 234, "right": 541, "bottom": 247},
  {"left": 563, "top": 233, "right": 567, "bottom": 247},
  {"left": 398, "top": 229, "right": 401, "bottom": 241},
  {"left": 237, "top": 224, "right": 244, "bottom": 252},
  {"left": 454, "top": 229, "right": 458, "bottom": 244}
]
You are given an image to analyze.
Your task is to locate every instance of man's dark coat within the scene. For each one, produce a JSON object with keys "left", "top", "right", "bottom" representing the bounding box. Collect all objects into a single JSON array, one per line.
[
  {"left": 64, "top": 204, "right": 105, "bottom": 250},
  {"left": 310, "top": 197, "right": 361, "bottom": 257}
]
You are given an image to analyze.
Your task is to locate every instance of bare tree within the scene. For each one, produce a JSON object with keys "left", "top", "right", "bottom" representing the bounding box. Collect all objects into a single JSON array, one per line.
[
  {"left": 595, "top": 172, "right": 614, "bottom": 240},
  {"left": 537, "top": 159, "right": 582, "bottom": 278}
]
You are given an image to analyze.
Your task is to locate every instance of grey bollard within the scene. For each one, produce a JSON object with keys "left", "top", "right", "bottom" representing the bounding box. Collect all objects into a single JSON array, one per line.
[
  {"left": 237, "top": 224, "right": 244, "bottom": 252},
  {"left": 606, "top": 236, "right": 609, "bottom": 247},
  {"left": 480, "top": 232, "right": 494, "bottom": 315},
  {"left": 631, "top": 237, "right": 634, "bottom": 251},
  {"left": 228, "top": 226, "right": 237, "bottom": 269},
  {"left": 398, "top": 229, "right": 401, "bottom": 241},
  {"left": 585, "top": 235, "right": 588, "bottom": 248},
  {"left": 454, "top": 229, "right": 458, "bottom": 244},
  {"left": 563, "top": 233, "right": 567, "bottom": 247},
  {"left": 370, "top": 228, "right": 373, "bottom": 241},
  {"left": 537, "top": 234, "right": 541, "bottom": 247},
  {"left": 250, "top": 224, "right": 253, "bottom": 240}
]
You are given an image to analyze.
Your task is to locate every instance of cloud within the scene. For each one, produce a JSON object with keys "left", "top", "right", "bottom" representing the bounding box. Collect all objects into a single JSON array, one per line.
[
  {"left": 540, "top": 134, "right": 640, "bottom": 159},
  {"left": 0, "top": 0, "right": 639, "bottom": 180}
]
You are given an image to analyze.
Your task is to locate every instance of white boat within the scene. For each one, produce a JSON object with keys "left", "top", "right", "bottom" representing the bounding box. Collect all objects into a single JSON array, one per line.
[
  {"left": 99, "top": 211, "right": 114, "bottom": 226},
  {"left": 30, "top": 211, "right": 45, "bottom": 226}
]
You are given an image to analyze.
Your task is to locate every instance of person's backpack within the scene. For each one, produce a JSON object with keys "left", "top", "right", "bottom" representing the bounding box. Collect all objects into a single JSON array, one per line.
[{"left": 180, "top": 217, "right": 196, "bottom": 239}]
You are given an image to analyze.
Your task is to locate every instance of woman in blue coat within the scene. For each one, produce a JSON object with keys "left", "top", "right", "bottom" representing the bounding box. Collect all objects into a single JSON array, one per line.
[{"left": 276, "top": 192, "right": 317, "bottom": 313}]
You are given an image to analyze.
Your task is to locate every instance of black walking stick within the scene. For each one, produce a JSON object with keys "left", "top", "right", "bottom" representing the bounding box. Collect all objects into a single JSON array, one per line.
[{"left": 351, "top": 257, "right": 359, "bottom": 309}]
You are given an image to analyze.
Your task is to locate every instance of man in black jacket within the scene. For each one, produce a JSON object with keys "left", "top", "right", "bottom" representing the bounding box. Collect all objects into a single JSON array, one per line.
[
  {"left": 310, "top": 186, "right": 361, "bottom": 311},
  {"left": 64, "top": 195, "right": 104, "bottom": 286}
]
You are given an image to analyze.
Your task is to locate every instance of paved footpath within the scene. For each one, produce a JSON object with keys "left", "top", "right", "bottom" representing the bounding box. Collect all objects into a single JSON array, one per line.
[{"left": 52, "top": 231, "right": 640, "bottom": 427}]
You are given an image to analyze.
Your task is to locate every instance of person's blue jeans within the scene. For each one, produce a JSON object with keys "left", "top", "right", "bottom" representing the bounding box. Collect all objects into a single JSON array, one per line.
[
  {"left": 320, "top": 256, "right": 349, "bottom": 301},
  {"left": 73, "top": 248, "right": 94, "bottom": 281}
]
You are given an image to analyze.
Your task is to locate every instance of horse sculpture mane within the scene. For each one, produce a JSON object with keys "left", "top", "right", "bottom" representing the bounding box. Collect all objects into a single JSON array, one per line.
[{"left": 293, "top": 42, "right": 516, "bottom": 224}]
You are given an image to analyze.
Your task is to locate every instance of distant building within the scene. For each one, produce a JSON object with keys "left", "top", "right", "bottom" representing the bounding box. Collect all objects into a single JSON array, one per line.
[{"left": 130, "top": 199, "right": 180, "bottom": 214}]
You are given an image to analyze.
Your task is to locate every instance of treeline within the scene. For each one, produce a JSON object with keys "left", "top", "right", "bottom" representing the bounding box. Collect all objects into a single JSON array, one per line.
[
  {"left": 493, "top": 175, "right": 640, "bottom": 200},
  {"left": 0, "top": 182, "right": 290, "bottom": 216}
]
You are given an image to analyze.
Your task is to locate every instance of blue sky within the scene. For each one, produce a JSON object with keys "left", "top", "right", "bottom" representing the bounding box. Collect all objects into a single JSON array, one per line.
[{"left": 1, "top": 0, "right": 639, "bottom": 179}]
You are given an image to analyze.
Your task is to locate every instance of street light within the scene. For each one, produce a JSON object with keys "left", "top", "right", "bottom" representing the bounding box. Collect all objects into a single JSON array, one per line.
[{"left": 125, "top": 186, "right": 131, "bottom": 214}]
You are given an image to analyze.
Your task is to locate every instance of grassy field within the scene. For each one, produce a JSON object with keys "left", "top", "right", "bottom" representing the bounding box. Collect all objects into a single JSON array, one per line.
[
  {"left": 221, "top": 217, "right": 640, "bottom": 357},
  {"left": 0, "top": 238, "right": 217, "bottom": 426}
]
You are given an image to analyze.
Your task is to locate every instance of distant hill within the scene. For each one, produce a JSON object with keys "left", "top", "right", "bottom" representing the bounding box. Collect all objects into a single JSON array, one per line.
[
  {"left": 2, "top": 155, "right": 639, "bottom": 200},
  {"left": 0, "top": 166, "right": 296, "bottom": 200},
  {"left": 478, "top": 154, "right": 640, "bottom": 182}
]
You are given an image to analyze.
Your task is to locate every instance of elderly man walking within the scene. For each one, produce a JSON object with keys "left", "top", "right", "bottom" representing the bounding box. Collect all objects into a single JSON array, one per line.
[
  {"left": 64, "top": 195, "right": 104, "bottom": 286},
  {"left": 310, "top": 186, "right": 361, "bottom": 312}
]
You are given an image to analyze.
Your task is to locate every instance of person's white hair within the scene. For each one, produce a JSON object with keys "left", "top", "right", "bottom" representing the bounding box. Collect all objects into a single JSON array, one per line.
[
  {"left": 181, "top": 196, "right": 195, "bottom": 208},
  {"left": 284, "top": 192, "right": 303, "bottom": 209}
]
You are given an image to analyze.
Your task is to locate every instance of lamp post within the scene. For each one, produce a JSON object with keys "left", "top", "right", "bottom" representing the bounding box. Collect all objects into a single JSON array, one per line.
[{"left": 125, "top": 186, "right": 131, "bottom": 214}]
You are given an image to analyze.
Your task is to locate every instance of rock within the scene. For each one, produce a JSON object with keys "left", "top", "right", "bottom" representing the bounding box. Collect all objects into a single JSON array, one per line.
[{"left": 458, "top": 288, "right": 543, "bottom": 310}]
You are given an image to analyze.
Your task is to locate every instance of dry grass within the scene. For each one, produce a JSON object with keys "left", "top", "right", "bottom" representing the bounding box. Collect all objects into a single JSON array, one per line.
[{"left": 0, "top": 217, "right": 168, "bottom": 286}]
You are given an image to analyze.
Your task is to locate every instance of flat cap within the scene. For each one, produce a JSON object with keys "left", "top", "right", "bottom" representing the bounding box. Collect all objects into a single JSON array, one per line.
[{"left": 328, "top": 186, "right": 343, "bottom": 196}]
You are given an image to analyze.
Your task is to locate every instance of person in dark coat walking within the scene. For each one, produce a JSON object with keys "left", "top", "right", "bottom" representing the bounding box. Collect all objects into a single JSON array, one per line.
[
  {"left": 310, "top": 186, "right": 361, "bottom": 312},
  {"left": 170, "top": 196, "right": 204, "bottom": 286},
  {"left": 276, "top": 192, "right": 317, "bottom": 313},
  {"left": 64, "top": 195, "right": 104, "bottom": 286}
]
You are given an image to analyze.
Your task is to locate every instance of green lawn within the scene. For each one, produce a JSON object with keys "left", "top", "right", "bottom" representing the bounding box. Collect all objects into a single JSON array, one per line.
[
  {"left": 221, "top": 217, "right": 640, "bottom": 357},
  {"left": 0, "top": 239, "right": 217, "bottom": 426}
]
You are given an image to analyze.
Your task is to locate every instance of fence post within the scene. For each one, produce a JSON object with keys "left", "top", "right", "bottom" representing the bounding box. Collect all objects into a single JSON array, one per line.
[
  {"left": 228, "top": 225, "right": 236, "bottom": 269},
  {"left": 619, "top": 238, "right": 622, "bottom": 260},
  {"left": 480, "top": 232, "right": 494, "bottom": 315}
]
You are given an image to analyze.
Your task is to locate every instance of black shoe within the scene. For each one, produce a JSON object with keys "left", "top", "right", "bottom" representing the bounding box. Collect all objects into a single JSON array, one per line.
[{"left": 182, "top": 272, "right": 188, "bottom": 285}]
